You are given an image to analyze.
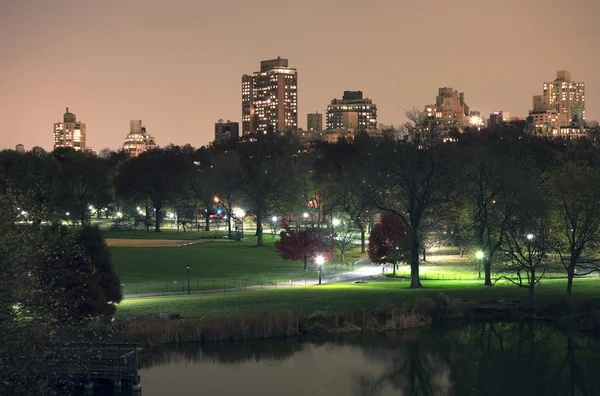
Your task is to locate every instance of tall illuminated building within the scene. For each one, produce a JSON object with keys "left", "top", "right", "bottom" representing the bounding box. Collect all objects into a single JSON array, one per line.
[
  {"left": 122, "top": 120, "right": 156, "bottom": 156},
  {"left": 423, "top": 88, "right": 470, "bottom": 131},
  {"left": 241, "top": 57, "right": 298, "bottom": 134},
  {"left": 53, "top": 107, "right": 86, "bottom": 151},
  {"left": 326, "top": 91, "right": 377, "bottom": 131},
  {"left": 531, "top": 71, "right": 585, "bottom": 127}
]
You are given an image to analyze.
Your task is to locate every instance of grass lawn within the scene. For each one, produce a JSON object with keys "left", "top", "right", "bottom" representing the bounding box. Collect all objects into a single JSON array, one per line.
[
  {"left": 111, "top": 235, "right": 366, "bottom": 294},
  {"left": 116, "top": 278, "right": 600, "bottom": 318}
]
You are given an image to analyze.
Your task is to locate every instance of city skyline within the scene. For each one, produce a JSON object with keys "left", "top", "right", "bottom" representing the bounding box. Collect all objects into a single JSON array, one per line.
[{"left": 1, "top": 0, "right": 599, "bottom": 151}]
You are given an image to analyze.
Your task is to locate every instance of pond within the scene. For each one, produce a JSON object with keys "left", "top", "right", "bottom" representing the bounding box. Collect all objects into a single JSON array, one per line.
[{"left": 133, "top": 322, "right": 600, "bottom": 396}]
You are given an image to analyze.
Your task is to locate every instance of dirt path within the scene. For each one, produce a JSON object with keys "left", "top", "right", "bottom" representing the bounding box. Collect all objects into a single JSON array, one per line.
[{"left": 106, "top": 239, "right": 200, "bottom": 247}]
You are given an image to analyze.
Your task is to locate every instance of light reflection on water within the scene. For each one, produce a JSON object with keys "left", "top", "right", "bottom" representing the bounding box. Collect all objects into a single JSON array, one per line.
[{"left": 137, "top": 322, "right": 600, "bottom": 396}]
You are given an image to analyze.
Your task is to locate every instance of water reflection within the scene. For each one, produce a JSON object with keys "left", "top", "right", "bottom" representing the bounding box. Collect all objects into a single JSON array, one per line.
[{"left": 139, "top": 323, "right": 600, "bottom": 396}]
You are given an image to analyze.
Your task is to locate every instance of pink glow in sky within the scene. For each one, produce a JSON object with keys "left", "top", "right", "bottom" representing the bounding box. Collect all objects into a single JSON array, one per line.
[{"left": 1, "top": 0, "right": 599, "bottom": 151}]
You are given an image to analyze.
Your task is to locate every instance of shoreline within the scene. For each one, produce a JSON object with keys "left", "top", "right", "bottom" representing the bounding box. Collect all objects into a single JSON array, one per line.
[{"left": 111, "top": 293, "right": 600, "bottom": 347}]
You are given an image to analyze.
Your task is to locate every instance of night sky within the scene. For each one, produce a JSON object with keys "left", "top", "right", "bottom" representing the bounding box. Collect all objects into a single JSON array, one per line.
[{"left": 1, "top": 0, "right": 599, "bottom": 151}]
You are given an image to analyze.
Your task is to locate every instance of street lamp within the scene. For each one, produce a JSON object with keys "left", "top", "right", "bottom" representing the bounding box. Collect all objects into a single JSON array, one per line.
[
  {"left": 315, "top": 255, "right": 325, "bottom": 285},
  {"left": 186, "top": 265, "right": 191, "bottom": 295},
  {"left": 476, "top": 250, "right": 484, "bottom": 280},
  {"left": 526, "top": 234, "right": 534, "bottom": 240},
  {"left": 271, "top": 216, "right": 278, "bottom": 237}
]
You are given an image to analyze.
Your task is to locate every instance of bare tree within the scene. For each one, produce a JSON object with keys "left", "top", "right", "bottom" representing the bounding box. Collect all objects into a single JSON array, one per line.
[
  {"left": 551, "top": 162, "right": 600, "bottom": 299},
  {"left": 370, "top": 111, "right": 451, "bottom": 288}
]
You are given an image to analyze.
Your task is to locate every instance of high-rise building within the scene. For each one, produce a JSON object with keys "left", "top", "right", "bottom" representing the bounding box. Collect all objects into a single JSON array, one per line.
[
  {"left": 424, "top": 88, "right": 470, "bottom": 131},
  {"left": 530, "top": 71, "right": 585, "bottom": 127},
  {"left": 15, "top": 144, "right": 25, "bottom": 153},
  {"left": 307, "top": 112, "right": 323, "bottom": 131},
  {"left": 122, "top": 120, "right": 156, "bottom": 156},
  {"left": 241, "top": 57, "right": 298, "bottom": 135},
  {"left": 53, "top": 107, "right": 87, "bottom": 151},
  {"left": 488, "top": 111, "right": 512, "bottom": 128},
  {"left": 214, "top": 119, "right": 240, "bottom": 142},
  {"left": 326, "top": 91, "right": 377, "bottom": 131}
]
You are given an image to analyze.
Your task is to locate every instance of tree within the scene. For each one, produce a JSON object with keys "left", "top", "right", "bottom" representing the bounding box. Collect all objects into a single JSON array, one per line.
[
  {"left": 115, "top": 146, "right": 188, "bottom": 232},
  {"left": 368, "top": 212, "right": 410, "bottom": 276},
  {"left": 498, "top": 181, "right": 552, "bottom": 305},
  {"left": 238, "top": 135, "right": 299, "bottom": 247},
  {"left": 319, "top": 137, "right": 374, "bottom": 253},
  {"left": 53, "top": 148, "right": 111, "bottom": 225},
  {"left": 76, "top": 225, "right": 123, "bottom": 313},
  {"left": 332, "top": 221, "right": 359, "bottom": 263},
  {"left": 275, "top": 222, "right": 333, "bottom": 271},
  {"left": 370, "top": 113, "right": 451, "bottom": 287},
  {"left": 456, "top": 143, "right": 518, "bottom": 286},
  {"left": 212, "top": 151, "right": 243, "bottom": 238},
  {"left": 551, "top": 162, "right": 600, "bottom": 299}
]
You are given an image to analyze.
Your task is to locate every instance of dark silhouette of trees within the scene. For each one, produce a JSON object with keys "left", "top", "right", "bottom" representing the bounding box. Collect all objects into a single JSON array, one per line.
[{"left": 115, "top": 146, "right": 188, "bottom": 232}]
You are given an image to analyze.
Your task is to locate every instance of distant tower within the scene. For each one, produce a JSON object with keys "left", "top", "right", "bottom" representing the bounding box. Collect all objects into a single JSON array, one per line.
[
  {"left": 307, "top": 112, "right": 323, "bottom": 131},
  {"left": 242, "top": 57, "right": 298, "bottom": 134},
  {"left": 214, "top": 119, "right": 240, "bottom": 143},
  {"left": 53, "top": 107, "right": 87, "bottom": 151},
  {"left": 326, "top": 91, "right": 377, "bottom": 130},
  {"left": 15, "top": 144, "right": 25, "bottom": 153},
  {"left": 539, "top": 71, "right": 585, "bottom": 126},
  {"left": 122, "top": 120, "right": 157, "bottom": 156}
]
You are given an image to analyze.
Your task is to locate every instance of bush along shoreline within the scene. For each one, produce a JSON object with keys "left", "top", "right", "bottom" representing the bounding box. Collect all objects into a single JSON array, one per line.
[{"left": 112, "top": 294, "right": 600, "bottom": 347}]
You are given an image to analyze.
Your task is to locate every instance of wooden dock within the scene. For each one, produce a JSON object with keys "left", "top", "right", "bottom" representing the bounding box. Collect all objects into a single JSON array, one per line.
[{"left": 51, "top": 342, "right": 142, "bottom": 394}]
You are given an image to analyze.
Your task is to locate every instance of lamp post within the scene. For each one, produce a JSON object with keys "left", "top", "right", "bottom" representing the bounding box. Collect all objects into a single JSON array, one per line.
[
  {"left": 315, "top": 255, "right": 325, "bottom": 285},
  {"left": 186, "top": 265, "right": 191, "bottom": 295},
  {"left": 271, "top": 215, "right": 278, "bottom": 237},
  {"left": 476, "top": 250, "right": 484, "bottom": 280}
]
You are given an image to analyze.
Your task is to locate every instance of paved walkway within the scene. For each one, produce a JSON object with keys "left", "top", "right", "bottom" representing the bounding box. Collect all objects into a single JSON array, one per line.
[{"left": 123, "top": 266, "right": 382, "bottom": 299}]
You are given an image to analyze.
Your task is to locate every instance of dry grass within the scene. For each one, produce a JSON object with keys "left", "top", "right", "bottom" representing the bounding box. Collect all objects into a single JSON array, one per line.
[{"left": 116, "top": 312, "right": 299, "bottom": 346}]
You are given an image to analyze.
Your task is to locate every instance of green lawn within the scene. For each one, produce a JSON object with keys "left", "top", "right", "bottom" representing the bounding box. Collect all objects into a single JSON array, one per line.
[
  {"left": 111, "top": 235, "right": 365, "bottom": 294},
  {"left": 116, "top": 278, "right": 600, "bottom": 318}
]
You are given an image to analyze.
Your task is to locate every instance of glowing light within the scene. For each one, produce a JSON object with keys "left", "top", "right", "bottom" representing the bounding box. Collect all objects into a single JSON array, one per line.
[
  {"left": 116, "top": 211, "right": 123, "bottom": 218},
  {"left": 213, "top": 196, "right": 220, "bottom": 203},
  {"left": 234, "top": 208, "right": 246, "bottom": 218},
  {"left": 332, "top": 219, "right": 341, "bottom": 226},
  {"left": 271, "top": 215, "right": 278, "bottom": 222},
  {"left": 66, "top": 212, "right": 70, "bottom": 216},
  {"left": 315, "top": 255, "right": 325, "bottom": 266},
  {"left": 88, "top": 205, "right": 94, "bottom": 210},
  {"left": 476, "top": 251, "right": 484, "bottom": 259},
  {"left": 303, "top": 212, "right": 309, "bottom": 218},
  {"left": 527, "top": 234, "right": 534, "bottom": 240}
]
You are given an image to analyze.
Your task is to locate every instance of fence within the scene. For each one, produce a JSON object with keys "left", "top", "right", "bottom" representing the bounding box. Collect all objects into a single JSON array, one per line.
[{"left": 122, "top": 262, "right": 360, "bottom": 296}]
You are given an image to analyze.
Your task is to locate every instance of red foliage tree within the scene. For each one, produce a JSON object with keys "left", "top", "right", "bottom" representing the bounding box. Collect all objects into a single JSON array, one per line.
[
  {"left": 368, "top": 212, "right": 410, "bottom": 275},
  {"left": 275, "top": 222, "right": 334, "bottom": 272}
]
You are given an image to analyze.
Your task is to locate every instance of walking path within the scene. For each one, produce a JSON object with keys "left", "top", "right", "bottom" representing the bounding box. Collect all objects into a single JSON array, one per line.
[{"left": 123, "top": 265, "right": 383, "bottom": 299}]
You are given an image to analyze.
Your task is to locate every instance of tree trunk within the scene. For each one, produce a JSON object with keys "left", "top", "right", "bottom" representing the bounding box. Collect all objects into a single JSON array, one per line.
[
  {"left": 528, "top": 269, "right": 535, "bottom": 306},
  {"left": 256, "top": 214, "right": 263, "bottom": 247},
  {"left": 410, "top": 232, "right": 423, "bottom": 288},
  {"left": 360, "top": 227, "right": 366, "bottom": 253},
  {"left": 303, "top": 253, "right": 307, "bottom": 272},
  {"left": 484, "top": 257, "right": 492, "bottom": 286},
  {"left": 204, "top": 207, "right": 210, "bottom": 231},
  {"left": 341, "top": 250, "right": 345, "bottom": 263},
  {"left": 227, "top": 212, "right": 232, "bottom": 239},
  {"left": 422, "top": 247, "right": 427, "bottom": 262},
  {"left": 566, "top": 256, "right": 576, "bottom": 300},
  {"left": 155, "top": 209, "right": 161, "bottom": 232}
]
